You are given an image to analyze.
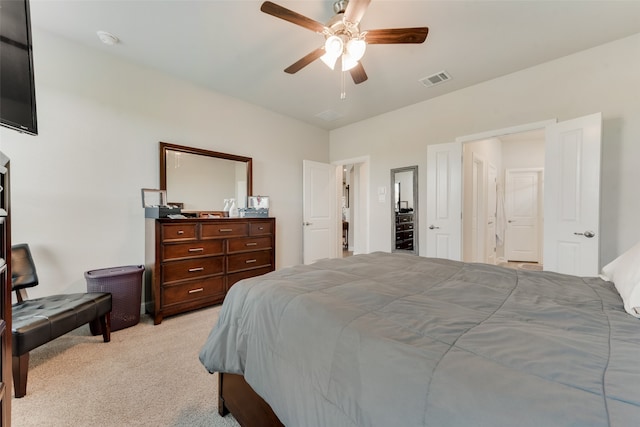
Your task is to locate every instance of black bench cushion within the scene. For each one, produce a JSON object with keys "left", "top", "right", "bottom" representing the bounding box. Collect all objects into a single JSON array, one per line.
[{"left": 12, "top": 292, "right": 112, "bottom": 356}]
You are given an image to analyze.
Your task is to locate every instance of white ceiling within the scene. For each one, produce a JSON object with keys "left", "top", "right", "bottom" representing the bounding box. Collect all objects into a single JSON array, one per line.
[{"left": 28, "top": 0, "right": 640, "bottom": 130}]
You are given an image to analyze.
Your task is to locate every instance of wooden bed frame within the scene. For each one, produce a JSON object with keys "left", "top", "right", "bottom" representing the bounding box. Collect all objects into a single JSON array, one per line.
[{"left": 218, "top": 372, "right": 284, "bottom": 426}]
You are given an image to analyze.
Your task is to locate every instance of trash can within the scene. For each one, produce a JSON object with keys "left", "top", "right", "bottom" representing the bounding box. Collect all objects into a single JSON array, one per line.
[{"left": 85, "top": 265, "right": 145, "bottom": 332}]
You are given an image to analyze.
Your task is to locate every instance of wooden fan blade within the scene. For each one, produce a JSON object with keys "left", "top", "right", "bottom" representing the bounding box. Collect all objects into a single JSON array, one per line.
[
  {"left": 344, "top": 0, "right": 371, "bottom": 24},
  {"left": 350, "top": 62, "right": 368, "bottom": 84},
  {"left": 365, "top": 27, "right": 429, "bottom": 44},
  {"left": 260, "top": 1, "right": 326, "bottom": 33},
  {"left": 284, "top": 47, "right": 325, "bottom": 74}
]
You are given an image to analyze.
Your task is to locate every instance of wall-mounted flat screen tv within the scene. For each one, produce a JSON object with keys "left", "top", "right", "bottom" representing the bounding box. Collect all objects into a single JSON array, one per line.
[{"left": 0, "top": 0, "right": 38, "bottom": 135}]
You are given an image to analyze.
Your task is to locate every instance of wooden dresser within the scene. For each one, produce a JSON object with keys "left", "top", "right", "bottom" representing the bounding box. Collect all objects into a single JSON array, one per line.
[
  {"left": 395, "top": 212, "right": 414, "bottom": 251},
  {"left": 145, "top": 217, "right": 275, "bottom": 324}
]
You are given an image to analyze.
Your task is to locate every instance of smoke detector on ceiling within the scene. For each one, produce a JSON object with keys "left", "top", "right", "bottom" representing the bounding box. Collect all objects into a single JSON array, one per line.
[
  {"left": 419, "top": 70, "right": 452, "bottom": 88},
  {"left": 96, "top": 30, "right": 119, "bottom": 46}
]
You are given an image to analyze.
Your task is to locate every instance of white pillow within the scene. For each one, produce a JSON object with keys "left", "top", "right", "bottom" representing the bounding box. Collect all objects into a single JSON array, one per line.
[{"left": 601, "top": 241, "right": 640, "bottom": 318}]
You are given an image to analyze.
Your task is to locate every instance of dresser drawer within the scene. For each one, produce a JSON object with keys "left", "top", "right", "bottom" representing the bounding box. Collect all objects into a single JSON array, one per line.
[
  {"left": 397, "top": 215, "right": 413, "bottom": 223},
  {"left": 162, "top": 240, "right": 224, "bottom": 261},
  {"left": 162, "top": 276, "right": 225, "bottom": 307},
  {"left": 249, "top": 221, "right": 273, "bottom": 236},
  {"left": 396, "top": 231, "right": 414, "bottom": 241},
  {"left": 162, "top": 223, "right": 197, "bottom": 242},
  {"left": 227, "top": 236, "right": 272, "bottom": 254},
  {"left": 162, "top": 256, "right": 224, "bottom": 283},
  {"left": 227, "top": 266, "right": 273, "bottom": 290},
  {"left": 227, "top": 250, "right": 272, "bottom": 273},
  {"left": 396, "top": 223, "right": 414, "bottom": 232},
  {"left": 201, "top": 222, "right": 248, "bottom": 239}
]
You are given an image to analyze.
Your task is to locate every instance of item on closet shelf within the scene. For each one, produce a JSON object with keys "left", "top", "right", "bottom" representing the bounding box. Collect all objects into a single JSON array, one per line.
[{"left": 229, "top": 199, "right": 239, "bottom": 218}]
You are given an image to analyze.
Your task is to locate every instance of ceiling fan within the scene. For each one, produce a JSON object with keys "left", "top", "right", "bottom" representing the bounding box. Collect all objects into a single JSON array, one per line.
[{"left": 260, "top": 0, "right": 429, "bottom": 85}]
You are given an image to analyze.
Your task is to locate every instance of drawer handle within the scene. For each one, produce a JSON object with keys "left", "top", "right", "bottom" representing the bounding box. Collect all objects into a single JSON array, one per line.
[
  {"left": 219, "top": 228, "right": 233, "bottom": 232},
  {"left": 188, "top": 267, "right": 204, "bottom": 272},
  {"left": 188, "top": 288, "right": 204, "bottom": 294},
  {"left": 245, "top": 259, "right": 257, "bottom": 264},
  {"left": 258, "top": 227, "right": 264, "bottom": 230},
  {"left": 188, "top": 247, "right": 204, "bottom": 252},
  {"left": 177, "top": 230, "right": 184, "bottom": 235},
  {"left": 245, "top": 242, "right": 258, "bottom": 246}
]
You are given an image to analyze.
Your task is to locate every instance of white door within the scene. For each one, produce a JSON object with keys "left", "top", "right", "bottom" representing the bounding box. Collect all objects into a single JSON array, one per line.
[
  {"left": 505, "top": 169, "right": 541, "bottom": 262},
  {"left": 486, "top": 164, "right": 497, "bottom": 264},
  {"left": 544, "top": 113, "right": 601, "bottom": 276},
  {"left": 303, "top": 160, "right": 339, "bottom": 264},
  {"left": 426, "top": 142, "right": 462, "bottom": 260}
]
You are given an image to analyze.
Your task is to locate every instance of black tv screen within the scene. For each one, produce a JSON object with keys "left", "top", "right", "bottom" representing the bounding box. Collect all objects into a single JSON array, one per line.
[{"left": 0, "top": 0, "right": 37, "bottom": 135}]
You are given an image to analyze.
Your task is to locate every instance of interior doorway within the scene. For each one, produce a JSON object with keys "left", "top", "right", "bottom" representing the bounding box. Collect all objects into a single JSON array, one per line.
[
  {"left": 462, "top": 129, "right": 545, "bottom": 266},
  {"left": 333, "top": 156, "right": 370, "bottom": 258},
  {"left": 342, "top": 164, "right": 354, "bottom": 257},
  {"left": 504, "top": 168, "right": 543, "bottom": 263}
]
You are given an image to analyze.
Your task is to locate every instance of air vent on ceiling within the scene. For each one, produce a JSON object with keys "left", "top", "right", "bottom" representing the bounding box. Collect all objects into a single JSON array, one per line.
[
  {"left": 315, "top": 109, "right": 343, "bottom": 121},
  {"left": 419, "top": 70, "right": 452, "bottom": 88}
]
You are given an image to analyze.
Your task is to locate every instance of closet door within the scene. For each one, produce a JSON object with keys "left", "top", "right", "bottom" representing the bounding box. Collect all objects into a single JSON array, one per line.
[{"left": 544, "top": 113, "right": 601, "bottom": 276}]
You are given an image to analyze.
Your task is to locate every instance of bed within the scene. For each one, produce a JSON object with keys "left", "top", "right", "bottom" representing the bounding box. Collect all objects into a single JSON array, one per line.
[{"left": 199, "top": 252, "right": 640, "bottom": 426}]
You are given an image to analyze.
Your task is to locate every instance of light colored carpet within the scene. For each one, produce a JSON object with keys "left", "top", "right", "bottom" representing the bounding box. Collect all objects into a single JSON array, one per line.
[{"left": 12, "top": 305, "right": 240, "bottom": 427}]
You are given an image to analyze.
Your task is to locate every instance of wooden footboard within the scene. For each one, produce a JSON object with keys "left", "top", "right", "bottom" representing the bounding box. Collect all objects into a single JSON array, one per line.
[{"left": 218, "top": 372, "right": 284, "bottom": 427}]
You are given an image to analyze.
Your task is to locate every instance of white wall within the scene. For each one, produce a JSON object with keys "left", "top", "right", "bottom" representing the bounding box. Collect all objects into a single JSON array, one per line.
[
  {"left": 0, "top": 30, "right": 329, "bottom": 297},
  {"left": 330, "top": 33, "right": 640, "bottom": 267}
]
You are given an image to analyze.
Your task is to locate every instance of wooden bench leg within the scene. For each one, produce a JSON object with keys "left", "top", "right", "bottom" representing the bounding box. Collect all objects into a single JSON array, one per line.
[
  {"left": 13, "top": 353, "right": 29, "bottom": 398},
  {"left": 100, "top": 312, "right": 111, "bottom": 342},
  {"left": 89, "top": 312, "right": 112, "bottom": 341}
]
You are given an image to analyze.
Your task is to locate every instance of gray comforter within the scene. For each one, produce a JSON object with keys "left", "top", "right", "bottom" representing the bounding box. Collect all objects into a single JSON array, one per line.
[{"left": 199, "top": 252, "right": 640, "bottom": 426}]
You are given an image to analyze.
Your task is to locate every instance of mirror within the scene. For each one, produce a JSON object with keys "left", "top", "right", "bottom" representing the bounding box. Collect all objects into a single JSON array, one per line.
[
  {"left": 391, "top": 166, "right": 418, "bottom": 255},
  {"left": 160, "top": 142, "right": 252, "bottom": 212}
]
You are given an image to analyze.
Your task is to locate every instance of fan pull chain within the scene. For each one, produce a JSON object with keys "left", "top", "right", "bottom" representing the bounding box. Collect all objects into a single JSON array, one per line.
[{"left": 340, "top": 71, "right": 347, "bottom": 100}]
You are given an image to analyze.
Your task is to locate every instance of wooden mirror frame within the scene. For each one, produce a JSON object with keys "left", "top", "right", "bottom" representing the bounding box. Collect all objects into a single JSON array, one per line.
[{"left": 159, "top": 142, "right": 253, "bottom": 210}]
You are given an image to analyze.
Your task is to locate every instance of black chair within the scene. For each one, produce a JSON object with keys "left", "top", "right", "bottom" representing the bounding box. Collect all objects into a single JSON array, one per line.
[{"left": 11, "top": 243, "right": 112, "bottom": 398}]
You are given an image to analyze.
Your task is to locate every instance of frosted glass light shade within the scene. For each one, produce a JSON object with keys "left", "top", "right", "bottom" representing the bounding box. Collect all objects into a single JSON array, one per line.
[
  {"left": 341, "top": 53, "right": 358, "bottom": 71},
  {"left": 346, "top": 39, "right": 366, "bottom": 61},
  {"left": 321, "top": 52, "right": 340, "bottom": 70},
  {"left": 321, "top": 35, "right": 344, "bottom": 70},
  {"left": 325, "top": 35, "right": 343, "bottom": 56}
]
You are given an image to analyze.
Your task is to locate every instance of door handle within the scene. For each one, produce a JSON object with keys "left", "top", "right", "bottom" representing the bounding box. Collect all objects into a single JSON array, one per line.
[
  {"left": 508, "top": 220, "right": 514, "bottom": 223},
  {"left": 428, "top": 225, "right": 440, "bottom": 230},
  {"left": 303, "top": 222, "right": 313, "bottom": 226},
  {"left": 574, "top": 230, "right": 596, "bottom": 238}
]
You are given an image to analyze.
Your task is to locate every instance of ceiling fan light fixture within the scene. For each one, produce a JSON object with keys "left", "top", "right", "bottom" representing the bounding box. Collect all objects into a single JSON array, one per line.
[
  {"left": 341, "top": 53, "right": 359, "bottom": 71},
  {"left": 321, "top": 35, "right": 344, "bottom": 70},
  {"left": 324, "top": 35, "right": 344, "bottom": 57},
  {"left": 321, "top": 52, "right": 339, "bottom": 70},
  {"left": 346, "top": 38, "right": 366, "bottom": 61}
]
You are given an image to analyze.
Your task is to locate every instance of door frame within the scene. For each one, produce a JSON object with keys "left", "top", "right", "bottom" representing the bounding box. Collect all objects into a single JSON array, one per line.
[
  {"left": 332, "top": 155, "right": 370, "bottom": 256},
  {"left": 450, "top": 120, "right": 555, "bottom": 262}
]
